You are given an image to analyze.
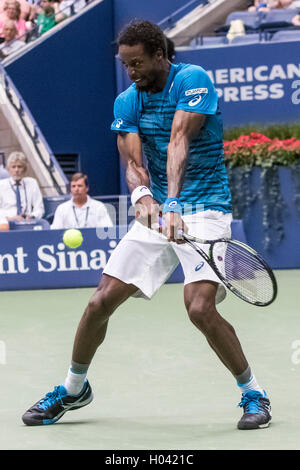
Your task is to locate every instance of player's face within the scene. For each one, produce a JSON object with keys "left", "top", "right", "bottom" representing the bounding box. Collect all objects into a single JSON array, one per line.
[
  {"left": 70, "top": 178, "right": 89, "bottom": 200},
  {"left": 118, "top": 43, "right": 164, "bottom": 92},
  {"left": 8, "top": 160, "right": 26, "bottom": 181}
]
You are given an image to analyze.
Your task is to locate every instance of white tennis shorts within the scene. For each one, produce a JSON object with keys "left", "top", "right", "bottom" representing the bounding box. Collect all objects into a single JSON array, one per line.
[{"left": 103, "top": 210, "right": 232, "bottom": 303}]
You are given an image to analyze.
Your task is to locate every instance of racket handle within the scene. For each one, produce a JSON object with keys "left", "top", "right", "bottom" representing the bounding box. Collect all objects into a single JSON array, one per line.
[{"left": 158, "top": 216, "right": 185, "bottom": 238}]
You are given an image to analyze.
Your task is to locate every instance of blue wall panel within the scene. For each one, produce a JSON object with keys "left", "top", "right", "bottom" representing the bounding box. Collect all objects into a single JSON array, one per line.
[{"left": 113, "top": 0, "right": 186, "bottom": 35}]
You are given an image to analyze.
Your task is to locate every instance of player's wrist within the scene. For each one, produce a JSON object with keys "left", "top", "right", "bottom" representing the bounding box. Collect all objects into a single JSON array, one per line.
[
  {"left": 131, "top": 186, "right": 153, "bottom": 206},
  {"left": 162, "top": 197, "right": 182, "bottom": 214}
]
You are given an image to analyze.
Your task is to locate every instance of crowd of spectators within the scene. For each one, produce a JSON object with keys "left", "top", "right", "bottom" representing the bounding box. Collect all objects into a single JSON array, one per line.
[
  {"left": 248, "top": 0, "right": 300, "bottom": 12},
  {"left": 0, "top": 0, "right": 89, "bottom": 59},
  {"left": 205, "top": 0, "right": 300, "bottom": 44},
  {"left": 246, "top": 0, "right": 300, "bottom": 26}
]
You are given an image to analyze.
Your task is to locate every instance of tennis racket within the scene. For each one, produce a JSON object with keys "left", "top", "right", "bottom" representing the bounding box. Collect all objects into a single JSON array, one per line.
[{"left": 178, "top": 230, "right": 277, "bottom": 307}]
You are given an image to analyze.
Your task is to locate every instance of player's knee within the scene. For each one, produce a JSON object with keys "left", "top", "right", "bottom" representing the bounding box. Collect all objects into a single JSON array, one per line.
[
  {"left": 86, "top": 286, "right": 115, "bottom": 322},
  {"left": 187, "top": 298, "right": 218, "bottom": 334}
]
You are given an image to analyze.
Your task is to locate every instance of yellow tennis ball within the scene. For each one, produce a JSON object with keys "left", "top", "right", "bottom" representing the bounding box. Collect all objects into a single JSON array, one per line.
[{"left": 63, "top": 229, "right": 83, "bottom": 249}]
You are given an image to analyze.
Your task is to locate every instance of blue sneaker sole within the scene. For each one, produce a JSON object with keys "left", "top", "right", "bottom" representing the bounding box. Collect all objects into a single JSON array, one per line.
[{"left": 22, "top": 391, "right": 93, "bottom": 426}]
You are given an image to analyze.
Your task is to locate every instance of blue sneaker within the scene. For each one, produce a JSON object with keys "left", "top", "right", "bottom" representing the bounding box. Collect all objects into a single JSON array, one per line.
[
  {"left": 237, "top": 390, "right": 271, "bottom": 430},
  {"left": 22, "top": 380, "right": 93, "bottom": 426}
]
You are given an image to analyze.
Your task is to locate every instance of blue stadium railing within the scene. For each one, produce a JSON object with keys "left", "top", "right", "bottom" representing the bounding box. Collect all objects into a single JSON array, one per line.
[{"left": 158, "top": 0, "right": 209, "bottom": 30}]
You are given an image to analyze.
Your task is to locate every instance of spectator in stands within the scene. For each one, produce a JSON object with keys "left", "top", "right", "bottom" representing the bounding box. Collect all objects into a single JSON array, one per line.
[
  {"left": 36, "top": 4, "right": 55, "bottom": 35},
  {"left": 278, "top": 0, "right": 300, "bottom": 7},
  {"left": 292, "top": 12, "right": 300, "bottom": 23},
  {"left": 0, "top": 151, "right": 45, "bottom": 230},
  {"left": 248, "top": 0, "right": 280, "bottom": 12},
  {"left": 51, "top": 172, "right": 113, "bottom": 229},
  {"left": 0, "top": 0, "right": 31, "bottom": 21},
  {"left": 278, "top": 0, "right": 294, "bottom": 6},
  {"left": 288, "top": 0, "right": 300, "bottom": 7},
  {"left": 0, "top": 1, "right": 31, "bottom": 40},
  {"left": 34, "top": 0, "right": 65, "bottom": 24},
  {"left": 58, "top": 0, "right": 86, "bottom": 19},
  {"left": 0, "top": 20, "right": 25, "bottom": 58}
]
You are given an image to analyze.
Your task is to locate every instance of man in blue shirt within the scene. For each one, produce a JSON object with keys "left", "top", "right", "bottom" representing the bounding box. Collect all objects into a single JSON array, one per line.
[{"left": 22, "top": 20, "right": 271, "bottom": 430}]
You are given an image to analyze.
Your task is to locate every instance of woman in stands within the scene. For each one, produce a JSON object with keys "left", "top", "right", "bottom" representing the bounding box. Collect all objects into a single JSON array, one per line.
[
  {"left": 0, "top": 0, "right": 31, "bottom": 20},
  {"left": 0, "top": 0, "right": 31, "bottom": 40}
]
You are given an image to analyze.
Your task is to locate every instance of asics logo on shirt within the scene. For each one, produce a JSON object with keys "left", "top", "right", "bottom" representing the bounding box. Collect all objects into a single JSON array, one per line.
[
  {"left": 185, "top": 88, "right": 208, "bottom": 96},
  {"left": 188, "top": 95, "right": 202, "bottom": 106},
  {"left": 116, "top": 118, "right": 123, "bottom": 128}
]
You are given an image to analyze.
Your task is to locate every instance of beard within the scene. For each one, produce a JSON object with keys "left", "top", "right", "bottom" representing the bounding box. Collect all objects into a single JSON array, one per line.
[{"left": 134, "top": 70, "right": 162, "bottom": 93}]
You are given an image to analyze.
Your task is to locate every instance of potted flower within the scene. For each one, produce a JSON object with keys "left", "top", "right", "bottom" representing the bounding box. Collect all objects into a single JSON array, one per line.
[{"left": 223, "top": 132, "right": 300, "bottom": 267}]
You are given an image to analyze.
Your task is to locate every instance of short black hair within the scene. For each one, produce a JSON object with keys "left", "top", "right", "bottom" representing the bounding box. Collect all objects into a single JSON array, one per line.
[{"left": 117, "top": 20, "right": 167, "bottom": 58}]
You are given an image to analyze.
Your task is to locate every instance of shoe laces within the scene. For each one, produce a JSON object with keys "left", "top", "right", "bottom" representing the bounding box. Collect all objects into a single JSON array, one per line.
[
  {"left": 38, "top": 385, "right": 66, "bottom": 410},
  {"left": 238, "top": 390, "right": 267, "bottom": 414}
]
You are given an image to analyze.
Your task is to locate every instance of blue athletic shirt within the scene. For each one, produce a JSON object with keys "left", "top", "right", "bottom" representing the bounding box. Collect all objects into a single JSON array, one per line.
[{"left": 111, "top": 62, "right": 232, "bottom": 214}]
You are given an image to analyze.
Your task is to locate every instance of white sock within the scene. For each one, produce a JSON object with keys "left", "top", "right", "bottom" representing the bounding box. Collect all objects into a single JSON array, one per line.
[
  {"left": 237, "top": 375, "right": 264, "bottom": 395},
  {"left": 64, "top": 367, "right": 87, "bottom": 396}
]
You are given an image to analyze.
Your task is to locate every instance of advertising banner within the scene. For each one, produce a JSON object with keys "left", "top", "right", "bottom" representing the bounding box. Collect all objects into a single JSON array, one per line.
[
  {"left": 175, "top": 41, "right": 300, "bottom": 127},
  {"left": 0, "top": 221, "right": 247, "bottom": 291},
  {"left": 0, "top": 226, "right": 183, "bottom": 291}
]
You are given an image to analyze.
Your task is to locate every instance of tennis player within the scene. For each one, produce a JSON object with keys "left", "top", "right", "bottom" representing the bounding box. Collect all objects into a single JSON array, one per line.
[{"left": 22, "top": 20, "right": 271, "bottom": 430}]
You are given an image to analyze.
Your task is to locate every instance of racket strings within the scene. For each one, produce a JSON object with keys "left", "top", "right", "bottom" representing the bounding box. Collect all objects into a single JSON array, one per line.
[{"left": 212, "top": 241, "right": 275, "bottom": 304}]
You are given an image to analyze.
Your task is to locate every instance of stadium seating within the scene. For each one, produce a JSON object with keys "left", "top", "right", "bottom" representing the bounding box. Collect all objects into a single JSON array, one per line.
[
  {"left": 260, "top": 8, "right": 299, "bottom": 25},
  {"left": 225, "top": 8, "right": 299, "bottom": 33},
  {"left": 94, "top": 194, "right": 134, "bottom": 225},
  {"left": 8, "top": 218, "right": 51, "bottom": 230},
  {"left": 229, "top": 33, "right": 263, "bottom": 44},
  {"left": 271, "top": 28, "right": 300, "bottom": 40},
  {"left": 190, "top": 36, "right": 228, "bottom": 46},
  {"left": 43, "top": 195, "right": 71, "bottom": 223},
  {"left": 226, "top": 11, "right": 264, "bottom": 29}
]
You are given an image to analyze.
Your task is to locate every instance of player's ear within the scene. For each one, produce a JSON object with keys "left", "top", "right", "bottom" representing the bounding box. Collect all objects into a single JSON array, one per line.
[{"left": 155, "top": 48, "right": 164, "bottom": 61}]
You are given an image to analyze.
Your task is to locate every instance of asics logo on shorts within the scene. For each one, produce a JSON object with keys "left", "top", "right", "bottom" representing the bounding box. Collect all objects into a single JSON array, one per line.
[{"left": 195, "top": 262, "right": 204, "bottom": 271}]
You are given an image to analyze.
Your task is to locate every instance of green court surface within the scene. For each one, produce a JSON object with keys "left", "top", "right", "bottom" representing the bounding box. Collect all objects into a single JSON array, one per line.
[{"left": 1, "top": 269, "right": 300, "bottom": 450}]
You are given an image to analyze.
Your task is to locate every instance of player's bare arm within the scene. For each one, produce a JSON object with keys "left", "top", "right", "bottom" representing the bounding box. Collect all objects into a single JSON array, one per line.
[
  {"left": 164, "top": 110, "right": 206, "bottom": 241},
  {"left": 117, "top": 132, "right": 159, "bottom": 224}
]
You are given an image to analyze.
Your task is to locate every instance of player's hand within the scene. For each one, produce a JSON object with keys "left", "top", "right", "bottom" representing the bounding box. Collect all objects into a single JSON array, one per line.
[
  {"left": 161, "top": 211, "right": 188, "bottom": 244},
  {"left": 134, "top": 196, "right": 160, "bottom": 229}
]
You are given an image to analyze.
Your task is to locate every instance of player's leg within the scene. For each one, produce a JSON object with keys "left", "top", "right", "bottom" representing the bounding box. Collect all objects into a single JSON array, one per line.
[
  {"left": 62, "top": 274, "right": 138, "bottom": 396},
  {"left": 184, "top": 280, "right": 271, "bottom": 429},
  {"left": 184, "top": 280, "right": 248, "bottom": 375},
  {"left": 22, "top": 222, "right": 178, "bottom": 426},
  {"left": 22, "top": 274, "right": 137, "bottom": 426},
  {"left": 71, "top": 274, "right": 138, "bottom": 365}
]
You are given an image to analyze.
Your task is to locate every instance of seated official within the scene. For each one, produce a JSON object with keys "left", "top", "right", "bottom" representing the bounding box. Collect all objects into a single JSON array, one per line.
[
  {"left": 51, "top": 173, "right": 113, "bottom": 229},
  {"left": 0, "top": 151, "right": 45, "bottom": 230}
]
